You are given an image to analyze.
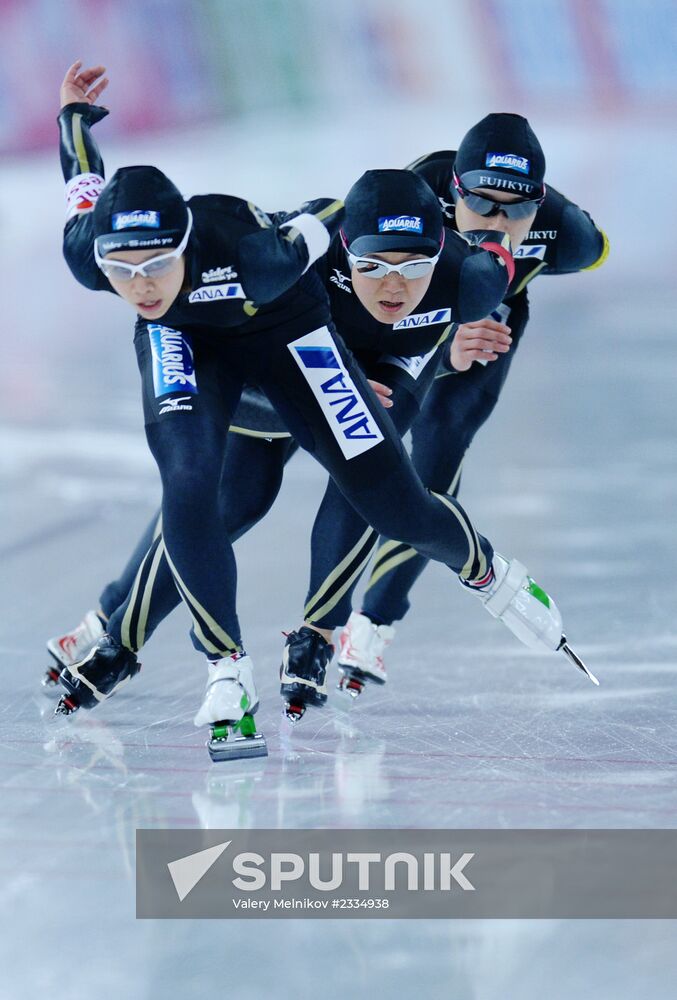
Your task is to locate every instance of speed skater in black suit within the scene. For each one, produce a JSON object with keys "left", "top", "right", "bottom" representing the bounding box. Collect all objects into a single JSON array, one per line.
[{"left": 47, "top": 65, "right": 596, "bottom": 758}]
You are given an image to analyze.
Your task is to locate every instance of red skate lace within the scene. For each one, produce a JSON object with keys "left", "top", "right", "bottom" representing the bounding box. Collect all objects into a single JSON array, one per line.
[{"left": 467, "top": 567, "right": 495, "bottom": 590}]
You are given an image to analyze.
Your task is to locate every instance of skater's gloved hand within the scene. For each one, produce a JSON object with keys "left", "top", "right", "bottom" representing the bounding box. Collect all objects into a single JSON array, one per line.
[
  {"left": 450, "top": 318, "right": 512, "bottom": 372},
  {"left": 367, "top": 379, "right": 393, "bottom": 408},
  {"left": 60, "top": 61, "right": 109, "bottom": 110}
]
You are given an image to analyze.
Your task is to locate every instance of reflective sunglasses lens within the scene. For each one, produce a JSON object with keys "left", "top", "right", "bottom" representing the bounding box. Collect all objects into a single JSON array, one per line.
[
  {"left": 100, "top": 253, "right": 179, "bottom": 281},
  {"left": 464, "top": 192, "right": 541, "bottom": 219},
  {"left": 355, "top": 260, "right": 387, "bottom": 278},
  {"left": 502, "top": 199, "right": 540, "bottom": 219},
  {"left": 463, "top": 193, "right": 501, "bottom": 216},
  {"left": 143, "top": 256, "right": 178, "bottom": 277},
  {"left": 400, "top": 260, "right": 433, "bottom": 279},
  {"left": 102, "top": 263, "right": 134, "bottom": 282}
]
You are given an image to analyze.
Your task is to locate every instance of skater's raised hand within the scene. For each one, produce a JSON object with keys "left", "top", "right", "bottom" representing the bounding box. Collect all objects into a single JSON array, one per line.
[
  {"left": 60, "top": 61, "right": 108, "bottom": 110},
  {"left": 450, "top": 318, "right": 512, "bottom": 372}
]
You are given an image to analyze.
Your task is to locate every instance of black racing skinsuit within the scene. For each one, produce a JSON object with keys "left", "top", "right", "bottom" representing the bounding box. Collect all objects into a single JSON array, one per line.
[{"left": 360, "top": 150, "right": 608, "bottom": 626}]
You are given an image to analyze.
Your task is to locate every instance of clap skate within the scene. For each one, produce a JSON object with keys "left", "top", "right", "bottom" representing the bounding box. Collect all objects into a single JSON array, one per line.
[
  {"left": 55, "top": 634, "right": 141, "bottom": 716},
  {"left": 195, "top": 654, "right": 267, "bottom": 762},
  {"left": 337, "top": 611, "right": 394, "bottom": 698},
  {"left": 43, "top": 610, "right": 105, "bottom": 692},
  {"left": 463, "top": 554, "right": 599, "bottom": 685},
  {"left": 280, "top": 627, "right": 333, "bottom": 723}
]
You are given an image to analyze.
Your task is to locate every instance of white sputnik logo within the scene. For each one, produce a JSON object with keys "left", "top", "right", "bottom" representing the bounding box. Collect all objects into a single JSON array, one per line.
[{"left": 167, "top": 840, "right": 231, "bottom": 901}]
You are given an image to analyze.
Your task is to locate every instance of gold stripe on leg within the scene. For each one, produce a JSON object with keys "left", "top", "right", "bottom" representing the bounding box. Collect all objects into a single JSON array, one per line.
[
  {"left": 305, "top": 541, "right": 378, "bottom": 625},
  {"left": 365, "top": 548, "right": 418, "bottom": 590},
  {"left": 304, "top": 526, "right": 376, "bottom": 620},
  {"left": 134, "top": 538, "right": 167, "bottom": 650},
  {"left": 163, "top": 547, "right": 240, "bottom": 655},
  {"left": 430, "top": 490, "right": 486, "bottom": 580},
  {"left": 120, "top": 543, "right": 156, "bottom": 651},
  {"left": 370, "top": 538, "right": 405, "bottom": 572}
]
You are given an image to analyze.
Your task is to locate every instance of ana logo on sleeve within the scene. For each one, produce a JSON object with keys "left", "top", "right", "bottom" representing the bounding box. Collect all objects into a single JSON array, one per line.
[
  {"left": 392, "top": 308, "right": 451, "bottom": 330},
  {"left": 513, "top": 244, "right": 546, "bottom": 260},
  {"left": 188, "top": 283, "right": 246, "bottom": 303}
]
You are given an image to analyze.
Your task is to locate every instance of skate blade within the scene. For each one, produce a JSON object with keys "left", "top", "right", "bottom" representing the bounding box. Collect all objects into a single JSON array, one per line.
[
  {"left": 558, "top": 637, "right": 600, "bottom": 686},
  {"left": 207, "top": 733, "right": 268, "bottom": 762},
  {"left": 337, "top": 664, "right": 386, "bottom": 697},
  {"left": 337, "top": 673, "right": 364, "bottom": 698},
  {"left": 283, "top": 701, "right": 307, "bottom": 724},
  {"left": 54, "top": 695, "right": 79, "bottom": 717}
]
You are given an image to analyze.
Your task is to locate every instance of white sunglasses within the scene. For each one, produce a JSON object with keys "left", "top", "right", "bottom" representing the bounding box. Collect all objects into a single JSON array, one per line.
[
  {"left": 95, "top": 208, "right": 193, "bottom": 282},
  {"left": 346, "top": 248, "right": 441, "bottom": 280}
]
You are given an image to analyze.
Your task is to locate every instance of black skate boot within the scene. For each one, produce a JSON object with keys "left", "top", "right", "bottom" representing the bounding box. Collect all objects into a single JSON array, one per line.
[
  {"left": 55, "top": 634, "right": 141, "bottom": 716},
  {"left": 280, "top": 627, "right": 333, "bottom": 723}
]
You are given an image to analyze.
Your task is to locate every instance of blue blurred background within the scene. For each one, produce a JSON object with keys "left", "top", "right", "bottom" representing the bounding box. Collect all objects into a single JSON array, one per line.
[{"left": 2, "top": 0, "right": 676, "bottom": 154}]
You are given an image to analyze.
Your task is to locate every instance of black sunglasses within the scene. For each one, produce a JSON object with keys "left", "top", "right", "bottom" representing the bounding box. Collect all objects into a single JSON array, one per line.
[{"left": 452, "top": 171, "right": 545, "bottom": 220}]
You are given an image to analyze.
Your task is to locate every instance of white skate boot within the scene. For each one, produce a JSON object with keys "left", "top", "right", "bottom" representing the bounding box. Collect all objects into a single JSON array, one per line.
[
  {"left": 337, "top": 611, "right": 395, "bottom": 697},
  {"left": 194, "top": 654, "right": 268, "bottom": 761},
  {"left": 463, "top": 554, "right": 598, "bottom": 684},
  {"left": 44, "top": 610, "right": 105, "bottom": 692}
]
